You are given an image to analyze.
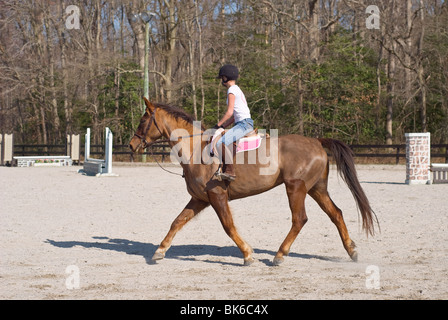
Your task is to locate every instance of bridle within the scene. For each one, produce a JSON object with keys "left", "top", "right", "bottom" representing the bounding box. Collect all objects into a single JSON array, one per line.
[
  {"left": 133, "top": 109, "right": 167, "bottom": 150},
  {"left": 132, "top": 108, "right": 207, "bottom": 177},
  {"left": 133, "top": 108, "right": 185, "bottom": 177},
  {"left": 133, "top": 107, "right": 207, "bottom": 150}
]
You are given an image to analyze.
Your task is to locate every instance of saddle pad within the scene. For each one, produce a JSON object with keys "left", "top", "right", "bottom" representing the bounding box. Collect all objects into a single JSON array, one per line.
[
  {"left": 209, "top": 130, "right": 263, "bottom": 156},
  {"left": 236, "top": 135, "right": 262, "bottom": 153}
]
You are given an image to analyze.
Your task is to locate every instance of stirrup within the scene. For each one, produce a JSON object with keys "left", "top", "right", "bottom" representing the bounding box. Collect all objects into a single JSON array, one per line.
[
  {"left": 215, "top": 172, "right": 236, "bottom": 182},
  {"left": 220, "top": 172, "right": 236, "bottom": 181},
  {"left": 214, "top": 168, "right": 236, "bottom": 182}
]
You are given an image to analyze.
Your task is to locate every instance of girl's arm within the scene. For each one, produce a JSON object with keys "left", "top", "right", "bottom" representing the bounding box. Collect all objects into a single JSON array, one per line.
[
  {"left": 221, "top": 115, "right": 234, "bottom": 128},
  {"left": 217, "top": 93, "right": 235, "bottom": 128}
]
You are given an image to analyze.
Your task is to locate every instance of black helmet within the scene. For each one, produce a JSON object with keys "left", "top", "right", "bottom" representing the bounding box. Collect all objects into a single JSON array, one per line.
[{"left": 217, "top": 64, "right": 239, "bottom": 82}]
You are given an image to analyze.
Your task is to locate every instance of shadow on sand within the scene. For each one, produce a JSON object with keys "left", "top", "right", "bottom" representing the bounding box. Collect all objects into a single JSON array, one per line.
[{"left": 45, "top": 236, "right": 346, "bottom": 267}]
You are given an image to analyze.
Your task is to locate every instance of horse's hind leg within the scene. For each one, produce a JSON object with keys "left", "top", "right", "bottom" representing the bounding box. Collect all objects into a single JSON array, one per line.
[
  {"left": 152, "top": 198, "right": 209, "bottom": 261},
  {"left": 273, "top": 179, "right": 308, "bottom": 266},
  {"left": 308, "top": 180, "right": 358, "bottom": 261},
  {"left": 208, "top": 188, "right": 254, "bottom": 266}
]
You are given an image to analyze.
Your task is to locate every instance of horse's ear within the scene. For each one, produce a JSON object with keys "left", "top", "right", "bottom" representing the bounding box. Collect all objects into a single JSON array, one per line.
[{"left": 143, "top": 97, "right": 155, "bottom": 114}]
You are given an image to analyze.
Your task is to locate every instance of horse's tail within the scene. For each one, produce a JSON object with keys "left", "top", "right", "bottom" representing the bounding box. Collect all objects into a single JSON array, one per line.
[{"left": 318, "top": 138, "right": 379, "bottom": 236}]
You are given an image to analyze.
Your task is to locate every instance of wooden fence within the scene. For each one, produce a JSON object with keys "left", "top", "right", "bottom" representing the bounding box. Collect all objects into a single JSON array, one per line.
[
  {"left": 11, "top": 143, "right": 171, "bottom": 163},
  {"left": 349, "top": 144, "right": 448, "bottom": 164},
  {"left": 9, "top": 142, "right": 448, "bottom": 164}
]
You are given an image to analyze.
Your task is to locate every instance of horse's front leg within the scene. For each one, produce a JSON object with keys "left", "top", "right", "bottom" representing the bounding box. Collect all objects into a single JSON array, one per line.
[
  {"left": 207, "top": 188, "right": 254, "bottom": 266},
  {"left": 152, "top": 197, "right": 209, "bottom": 261}
]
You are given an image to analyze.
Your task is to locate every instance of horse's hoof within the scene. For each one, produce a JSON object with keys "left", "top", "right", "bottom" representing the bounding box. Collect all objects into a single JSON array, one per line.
[
  {"left": 152, "top": 252, "right": 165, "bottom": 261},
  {"left": 350, "top": 251, "right": 358, "bottom": 262},
  {"left": 272, "top": 257, "right": 284, "bottom": 266},
  {"left": 244, "top": 257, "right": 255, "bottom": 266}
]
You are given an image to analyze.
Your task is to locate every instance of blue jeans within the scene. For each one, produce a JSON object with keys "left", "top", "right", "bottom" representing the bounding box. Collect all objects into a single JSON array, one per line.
[{"left": 216, "top": 118, "right": 254, "bottom": 149}]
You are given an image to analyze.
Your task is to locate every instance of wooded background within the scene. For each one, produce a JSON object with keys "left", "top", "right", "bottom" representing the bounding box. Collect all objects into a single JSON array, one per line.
[{"left": 0, "top": 0, "right": 447, "bottom": 145}]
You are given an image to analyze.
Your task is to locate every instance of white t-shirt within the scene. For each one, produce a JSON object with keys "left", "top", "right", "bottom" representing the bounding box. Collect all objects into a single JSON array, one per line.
[{"left": 227, "top": 85, "right": 251, "bottom": 123}]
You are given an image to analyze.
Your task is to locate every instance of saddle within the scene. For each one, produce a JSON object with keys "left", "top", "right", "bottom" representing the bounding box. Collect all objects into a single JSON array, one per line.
[{"left": 209, "top": 128, "right": 263, "bottom": 157}]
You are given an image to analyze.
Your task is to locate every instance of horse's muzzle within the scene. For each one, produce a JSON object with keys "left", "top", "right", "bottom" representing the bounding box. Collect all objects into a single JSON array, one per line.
[{"left": 129, "top": 136, "right": 143, "bottom": 153}]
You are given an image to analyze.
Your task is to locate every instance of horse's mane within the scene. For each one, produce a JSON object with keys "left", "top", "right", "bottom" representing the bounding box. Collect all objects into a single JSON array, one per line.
[{"left": 155, "top": 103, "right": 205, "bottom": 130}]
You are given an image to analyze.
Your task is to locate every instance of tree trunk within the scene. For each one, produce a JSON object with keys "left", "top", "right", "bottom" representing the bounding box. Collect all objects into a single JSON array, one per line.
[
  {"left": 163, "top": 0, "right": 177, "bottom": 103},
  {"left": 309, "top": 0, "right": 319, "bottom": 62},
  {"left": 294, "top": 3, "right": 304, "bottom": 135},
  {"left": 405, "top": 0, "right": 413, "bottom": 99},
  {"left": 39, "top": 104, "right": 48, "bottom": 145},
  {"left": 418, "top": 0, "right": 427, "bottom": 132},
  {"left": 126, "top": 1, "right": 146, "bottom": 110},
  {"left": 185, "top": 2, "right": 197, "bottom": 119},
  {"left": 297, "top": 75, "right": 304, "bottom": 135},
  {"left": 376, "top": 22, "right": 384, "bottom": 128},
  {"left": 61, "top": 34, "right": 71, "bottom": 135},
  {"left": 195, "top": 0, "right": 205, "bottom": 121},
  {"left": 386, "top": 49, "right": 395, "bottom": 145},
  {"left": 115, "top": 63, "right": 121, "bottom": 118},
  {"left": 44, "top": 12, "right": 61, "bottom": 143},
  {"left": 386, "top": 1, "right": 396, "bottom": 145}
]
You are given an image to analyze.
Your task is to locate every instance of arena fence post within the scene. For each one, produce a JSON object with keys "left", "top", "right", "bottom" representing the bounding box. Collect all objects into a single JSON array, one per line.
[{"left": 405, "top": 132, "right": 431, "bottom": 185}]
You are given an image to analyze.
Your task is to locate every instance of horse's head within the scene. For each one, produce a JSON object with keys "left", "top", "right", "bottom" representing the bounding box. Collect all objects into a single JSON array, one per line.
[{"left": 129, "top": 97, "right": 164, "bottom": 153}]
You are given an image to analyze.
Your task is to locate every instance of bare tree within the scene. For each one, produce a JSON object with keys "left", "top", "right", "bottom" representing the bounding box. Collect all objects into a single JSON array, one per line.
[{"left": 1, "top": 0, "right": 446, "bottom": 146}]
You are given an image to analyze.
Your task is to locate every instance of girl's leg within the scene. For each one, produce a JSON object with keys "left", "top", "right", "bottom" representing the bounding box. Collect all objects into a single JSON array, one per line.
[
  {"left": 216, "top": 119, "right": 254, "bottom": 150},
  {"left": 215, "top": 120, "right": 254, "bottom": 181}
]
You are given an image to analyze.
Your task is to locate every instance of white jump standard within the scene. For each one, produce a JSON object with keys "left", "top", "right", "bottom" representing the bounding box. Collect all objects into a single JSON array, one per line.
[{"left": 79, "top": 127, "right": 118, "bottom": 177}]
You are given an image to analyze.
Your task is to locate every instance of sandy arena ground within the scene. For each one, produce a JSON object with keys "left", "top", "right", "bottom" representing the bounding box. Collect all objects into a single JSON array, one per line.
[{"left": 0, "top": 163, "right": 447, "bottom": 300}]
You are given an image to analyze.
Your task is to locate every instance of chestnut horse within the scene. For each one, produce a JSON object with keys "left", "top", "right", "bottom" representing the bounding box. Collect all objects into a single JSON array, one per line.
[{"left": 129, "top": 97, "right": 377, "bottom": 266}]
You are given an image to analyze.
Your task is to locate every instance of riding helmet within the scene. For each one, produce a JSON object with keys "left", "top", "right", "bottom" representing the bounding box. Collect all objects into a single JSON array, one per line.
[{"left": 217, "top": 64, "right": 239, "bottom": 81}]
